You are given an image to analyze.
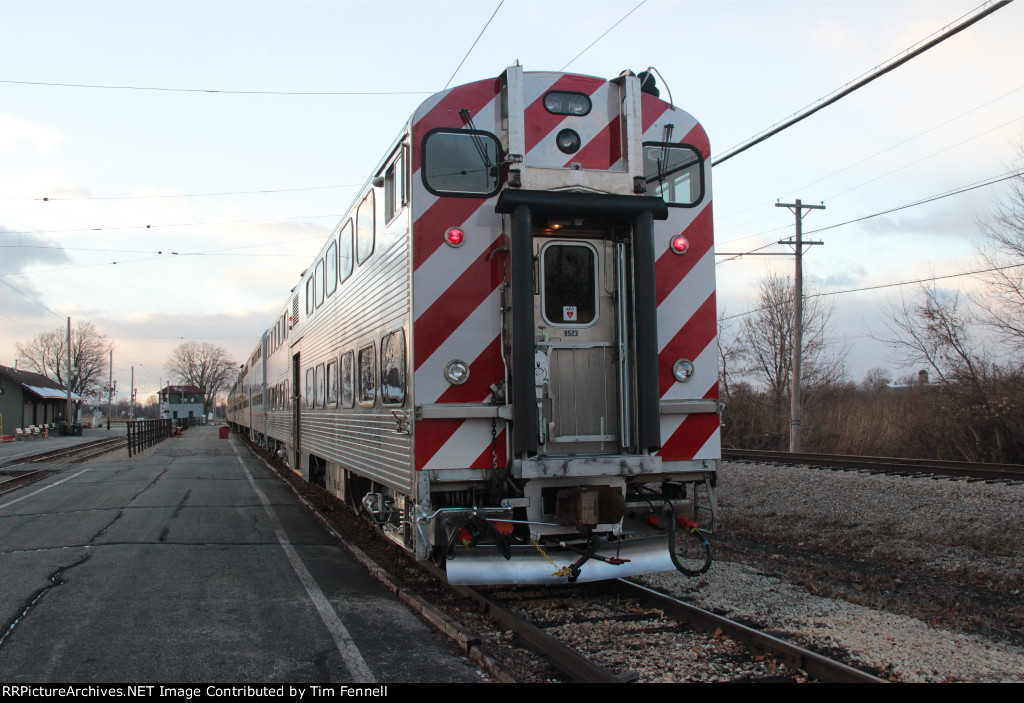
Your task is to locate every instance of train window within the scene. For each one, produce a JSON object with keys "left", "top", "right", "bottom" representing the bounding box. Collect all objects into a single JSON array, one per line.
[
  {"left": 541, "top": 242, "right": 598, "bottom": 326},
  {"left": 305, "top": 368, "right": 314, "bottom": 409},
  {"left": 326, "top": 359, "right": 339, "bottom": 407},
  {"left": 422, "top": 128, "right": 501, "bottom": 197},
  {"left": 642, "top": 142, "right": 704, "bottom": 206},
  {"left": 339, "top": 219, "right": 354, "bottom": 284},
  {"left": 380, "top": 330, "right": 406, "bottom": 406},
  {"left": 315, "top": 363, "right": 325, "bottom": 409},
  {"left": 341, "top": 351, "right": 354, "bottom": 408},
  {"left": 306, "top": 276, "right": 314, "bottom": 317},
  {"left": 358, "top": 345, "right": 375, "bottom": 405},
  {"left": 357, "top": 191, "right": 375, "bottom": 265},
  {"left": 326, "top": 240, "right": 338, "bottom": 298},
  {"left": 315, "top": 258, "right": 325, "bottom": 308},
  {"left": 384, "top": 160, "right": 397, "bottom": 223}
]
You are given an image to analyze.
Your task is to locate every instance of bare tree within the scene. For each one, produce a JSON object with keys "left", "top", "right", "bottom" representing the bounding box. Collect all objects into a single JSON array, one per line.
[
  {"left": 861, "top": 367, "right": 893, "bottom": 391},
  {"left": 739, "top": 272, "right": 847, "bottom": 402},
  {"left": 973, "top": 145, "right": 1024, "bottom": 350},
  {"left": 15, "top": 320, "right": 109, "bottom": 411},
  {"left": 881, "top": 285, "right": 987, "bottom": 387},
  {"left": 730, "top": 272, "right": 847, "bottom": 449},
  {"left": 881, "top": 284, "right": 1024, "bottom": 462},
  {"left": 165, "top": 341, "right": 237, "bottom": 413},
  {"left": 717, "top": 310, "right": 743, "bottom": 401}
]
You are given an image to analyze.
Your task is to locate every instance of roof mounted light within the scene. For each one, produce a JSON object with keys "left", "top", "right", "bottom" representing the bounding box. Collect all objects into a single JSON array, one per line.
[{"left": 543, "top": 91, "right": 592, "bottom": 116}]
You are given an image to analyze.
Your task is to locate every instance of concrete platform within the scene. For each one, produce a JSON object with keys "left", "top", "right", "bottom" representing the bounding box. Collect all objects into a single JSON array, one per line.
[{"left": 0, "top": 424, "right": 486, "bottom": 683}]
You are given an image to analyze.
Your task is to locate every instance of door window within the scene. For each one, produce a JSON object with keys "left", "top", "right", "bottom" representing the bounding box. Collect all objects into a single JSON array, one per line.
[{"left": 541, "top": 242, "right": 598, "bottom": 326}]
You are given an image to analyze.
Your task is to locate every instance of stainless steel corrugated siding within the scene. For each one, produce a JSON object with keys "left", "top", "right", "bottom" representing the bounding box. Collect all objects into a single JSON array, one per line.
[{"left": 295, "top": 218, "right": 413, "bottom": 494}]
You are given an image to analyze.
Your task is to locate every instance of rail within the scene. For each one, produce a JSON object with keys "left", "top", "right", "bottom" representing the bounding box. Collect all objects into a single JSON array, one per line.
[
  {"left": 417, "top": 560, "right": 635, "bottom": 683},
  {"left": 608, "top": 580, "right": 887, "bottom": 683},
  {"left": 723, "top": 449, "right": 1024, "bottom": 481}
]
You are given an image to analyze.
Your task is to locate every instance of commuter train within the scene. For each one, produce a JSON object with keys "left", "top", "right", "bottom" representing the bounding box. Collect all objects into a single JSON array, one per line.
[{"left": 227, "top": 65, "right": 720, "bottom": 585}]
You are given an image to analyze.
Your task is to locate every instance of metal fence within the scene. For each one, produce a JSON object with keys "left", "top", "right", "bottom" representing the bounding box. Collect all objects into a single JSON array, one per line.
[{"left": 127, "top": 419, "right": 173, "bottom": 457}]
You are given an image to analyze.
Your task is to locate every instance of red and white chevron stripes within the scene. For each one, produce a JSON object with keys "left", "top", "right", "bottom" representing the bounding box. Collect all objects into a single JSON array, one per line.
[{"left": 410, "top": 72, "right": 719, "bottom": 470}]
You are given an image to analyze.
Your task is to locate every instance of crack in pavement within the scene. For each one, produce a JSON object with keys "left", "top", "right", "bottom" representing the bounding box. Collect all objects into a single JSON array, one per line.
[{"left": 0, "top": 553, "right": 92, "bottom": 651}]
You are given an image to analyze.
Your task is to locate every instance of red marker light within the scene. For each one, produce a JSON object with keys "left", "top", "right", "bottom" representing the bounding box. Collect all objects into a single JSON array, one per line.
[
  {"left": 670, "top": 236, "right": 689, "bottom": 255},
  {"left": 445, "top": 227, "right": 465, "bottom": 248}
]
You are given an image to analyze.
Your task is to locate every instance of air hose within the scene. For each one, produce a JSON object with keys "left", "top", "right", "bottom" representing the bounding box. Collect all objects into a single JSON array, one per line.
[{"left": 667, "top": 508, "right": 713, "bottom": 577}]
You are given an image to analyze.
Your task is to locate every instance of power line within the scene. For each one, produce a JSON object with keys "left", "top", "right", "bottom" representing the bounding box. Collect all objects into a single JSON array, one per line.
[
  {"left": 1, "top": 213, "right": 339, "bottom": 236},
  {"left": 711, "top": 0, "right": 1014, "bottom": 166},
  {"left": 716, "top": 81, "right": 1024, "bottom": 223},
  {"left": 783, "top": 84, "right": 1024, "bottom": 204},
  {"left": 560, "top": 1, "right": 647, "bottom": 72},
  {"left": 821, "top": 112, "right": 1024, "bottom": 203},
  {"left": 0, "top": 244, "right": 310, "bottom": 258},
  {"left": 805, "top": 169, "right": 1024, "bottom": 236},
  {"left": 716, "top": 167, "right": 1024, "bottom": 259},
  {"left": 721, "top": 261, "right": 1024, "bottom": 323},
  {"left": 0, "top": 184, "right": 362, "bottom": 202},
  {"left": 0, "top": 235, "right": 327, "bottom": 278},
  {"left": 443, "top": 1, "right": 504, "bottom": 91},
  {"left": 0, "top": 277, "right": 63, "bottom": 318},
  {"left": 0, "top": 79, "right": 432, "bottom": 96}
]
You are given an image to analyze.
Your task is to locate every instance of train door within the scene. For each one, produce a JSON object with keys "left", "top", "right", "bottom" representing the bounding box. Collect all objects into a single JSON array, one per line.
[
  {"left": 292, "top": 352, "right": 301, "bottom": 471},
  {"left": 533, "top": 225, "right": 629, "bottom": 455}
]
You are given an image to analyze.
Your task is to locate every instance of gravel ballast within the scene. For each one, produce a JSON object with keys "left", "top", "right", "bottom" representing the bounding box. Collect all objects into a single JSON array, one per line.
[{"left": 639, "top": 460, "right": 1024, "bottom": 682}]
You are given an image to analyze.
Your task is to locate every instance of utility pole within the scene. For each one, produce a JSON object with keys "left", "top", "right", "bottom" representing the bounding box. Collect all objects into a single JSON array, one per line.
[
  {"left": 66, "top": 317, "right": 72, "bottom": 429},
  {"left": 776, "top": 199, "right": 824, "bottom": 452},
  {"left": 107, "top": 347, "right": 113, "bottom": 431}
]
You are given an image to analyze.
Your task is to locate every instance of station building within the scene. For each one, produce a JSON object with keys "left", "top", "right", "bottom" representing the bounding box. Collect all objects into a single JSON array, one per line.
[
  {"left": 159, "top": 384, "right": 206, "bottom": 422},
  {"left": 0, "top": 364, "right": 84, "bottom": 434}
]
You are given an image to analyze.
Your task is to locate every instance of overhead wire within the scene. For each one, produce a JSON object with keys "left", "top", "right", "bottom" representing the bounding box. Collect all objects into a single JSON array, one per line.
[
  {"left": 0, "top": 277, "right": 63, "bottom": 318},
  {"left": 711, "top": 0, "right": 1014, "bottom": 166},
  {"left": 722, "top": 261, "right": 1024, "bottom": 323},
  {"left": 0, "top": 183, "right": 363, "bottom": 202},
  {"left": 1, "top": 213, "right": 339, "bottom": 236},
  {"left": 560, "top": 1, "right": 647, "bottom": 71},
  {"left": 716, "top": 81, "right": 1024, "bottom": 223},
  {"left": 716, "top": 167, "right": 1024, "bottom": 260},
  {"left": 0, "top": 79, "right": 432, "bottom": 96},
  {"left": 442, "top": 0, "right": 504, "bottom": 91}
]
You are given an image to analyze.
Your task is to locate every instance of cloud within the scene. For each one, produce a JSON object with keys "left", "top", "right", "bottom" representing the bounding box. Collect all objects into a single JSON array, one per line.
[
  {"left": 0, "top": 113, "right": 66, "bottom": 156},
  {"left": 858, "top": 204, "right": 982, "bottom": 239},
  {"left": 813, "top": 262, "right": 868, "bottom": 289},
  {"left": 0, "top": 227, "right": 72, "bottom": 271}
]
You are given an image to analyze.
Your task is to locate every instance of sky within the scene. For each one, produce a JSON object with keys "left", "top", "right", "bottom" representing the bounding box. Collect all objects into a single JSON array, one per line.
[{"left": 2, "top": 0, "right": 1023, "bottom": 405}]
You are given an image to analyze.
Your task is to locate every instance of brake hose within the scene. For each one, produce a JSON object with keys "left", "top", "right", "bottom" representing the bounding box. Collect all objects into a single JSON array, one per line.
[{"left": 667, "top": 508, "right": 713, "bottom": 577}]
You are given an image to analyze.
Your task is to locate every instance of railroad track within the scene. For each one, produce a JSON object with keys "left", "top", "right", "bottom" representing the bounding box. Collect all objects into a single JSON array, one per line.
[
  {"left": 420, "top": 560, "right": 885, "bottom": 683},
  {"left": 256, "top": 434, "right": 886, "bottom": 683},
  {"left": 0, "top": 436, "right": 127, "bottom": 469},
  {"left": 0, "top": 437, "right": 128, "bottom": 493},
  {"left": 723, "top": 448, "right": 1024, "bottom": 482}
]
